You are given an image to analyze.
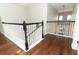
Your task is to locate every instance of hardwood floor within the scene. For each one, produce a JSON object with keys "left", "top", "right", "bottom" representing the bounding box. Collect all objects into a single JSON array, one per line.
[
  {"left": 0, "top": 33, "right": 24, "bottom": 55},
  {"left": 25, "top": 34, "right": 77, "bottom": 55},
  {"left": 0, "top": 33, "right": 77, "bottom": 55}
]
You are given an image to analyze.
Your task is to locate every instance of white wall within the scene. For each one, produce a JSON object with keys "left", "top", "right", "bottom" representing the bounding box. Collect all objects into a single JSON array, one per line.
[
  {"left": 71, "top": 4, "right": 79, "bottom": 50},
  {"left": 27, "top": 3, "right": 47, "bottom": 34},
  {"left": 71, "top": 4, "right": 78, "bottom": 21},
  {"left": 25, "top": 3, "right": 47, "bottom": 46},
  {"left": 47, "top": 4, "right": 58, "bottom": 33},
  {"left": 47, "top": 4, "right": 58, "bottom": 21},
  {"left": 0, "top": 3, "right": 47, "bottom": 51},
  {"left": 0, "top": 3, "right": 28, "bottom": 51}
]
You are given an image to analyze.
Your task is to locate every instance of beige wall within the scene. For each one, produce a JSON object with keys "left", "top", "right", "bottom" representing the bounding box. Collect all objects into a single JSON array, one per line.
[
  {"left": 47, "top": 4, "right": 58, "bottom": 21},
  {"left": 71, "top": 4, "right": 78, "bottom": 21},
  {"left": 26, "top": 3, "right": 47, "bottom": 35},
  {"left": 24, "top": 3, "right": 47, "bottom": 46},
  {"left": 0, "top": 3, "right": 28, "bottom": 51},
  {"left": 0, "top": 3, "right": 47, "bottom": 51},
  {"left": 47, "top": 4, "right": 58, "bottom": 33}
]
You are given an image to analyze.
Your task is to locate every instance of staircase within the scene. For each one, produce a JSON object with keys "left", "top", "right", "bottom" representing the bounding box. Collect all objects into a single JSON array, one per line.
[
  {"left": 2, "top": 21, "right": 44, "bottom": 50},
  {"left": 1, "top": 21, "right": 77, "bottom": 55}
]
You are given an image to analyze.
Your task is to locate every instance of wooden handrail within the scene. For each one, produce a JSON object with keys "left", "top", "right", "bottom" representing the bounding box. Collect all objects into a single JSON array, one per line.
[
  {"left": 2, "top": 22, "right": 23, "bottom": 25},
  {"left": 2, "top": 22, "right": 42, "bottom": 25},
  {"left": 47, "top": 21, "right": 75, "bottom": 23},
  {"left": 26, "top": 22, "right": 42, "bottom": 25}
]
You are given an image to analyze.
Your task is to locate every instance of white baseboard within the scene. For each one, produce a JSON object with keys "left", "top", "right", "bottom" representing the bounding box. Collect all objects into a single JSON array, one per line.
[
  {"left": 1, "top": 32, "right": 72, "bottom": 53},
  {"left": 25, "top": 38, "right": 43, "bottom": 52},
  {"left": 2, "top": 32, "right": 26, "bottom": 52},
  {"left": 1, "top": 32, "right": 44, "bottom": 52},
  {"left": 47, "top": 32, "right": 73, "bottom": 38}
]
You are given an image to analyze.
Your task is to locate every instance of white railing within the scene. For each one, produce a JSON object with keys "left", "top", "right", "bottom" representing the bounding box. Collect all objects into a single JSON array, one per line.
[{"left": 47, "top": 21, "right": 75, "bottom": 36}]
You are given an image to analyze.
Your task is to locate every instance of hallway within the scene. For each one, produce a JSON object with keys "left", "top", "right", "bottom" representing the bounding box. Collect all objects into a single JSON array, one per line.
[{"left": 0, "top": 33, "right": 77, "bottom": 55}]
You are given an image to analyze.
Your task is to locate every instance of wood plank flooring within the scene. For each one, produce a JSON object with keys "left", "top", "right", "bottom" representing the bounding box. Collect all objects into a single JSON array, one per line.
[
  {"left": 0, "top": 33, "right": 24, "bottom": 55},
  {"left": 25, "top": 34, "right": 77, "bottom": 55},
  {"left": 0, "top": 33, "right": 77, "bottom": 55}
]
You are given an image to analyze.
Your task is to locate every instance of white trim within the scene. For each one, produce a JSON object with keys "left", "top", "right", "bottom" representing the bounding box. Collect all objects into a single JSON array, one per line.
[
  {"left": 26, "top": 32, "right": 73, "bottom": 52},
  {"left": 1, "top": 32, "right": 44, "bottom": 52},
  {"left": 25, "top": 38, "right": 43, "bottom": 52},
  {"left": 1, "top": 32, "right": 73, "bottom": 53},
  {"left": 1, "top": 32, "right": 26, "bottom": 52}
]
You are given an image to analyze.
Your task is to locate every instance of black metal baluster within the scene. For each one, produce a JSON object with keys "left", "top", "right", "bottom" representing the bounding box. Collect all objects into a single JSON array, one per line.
[
  {"left": 23, "top": 21, "right": 29, "bottom": 50},
  {"left": 42, "top": 21, "right": 44, "bottom": 38}
]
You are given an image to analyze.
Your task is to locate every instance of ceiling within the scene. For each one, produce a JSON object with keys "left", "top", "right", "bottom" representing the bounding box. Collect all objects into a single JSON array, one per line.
[{"left": 51, "top": 3, "right": 76, "bottom": 12}]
